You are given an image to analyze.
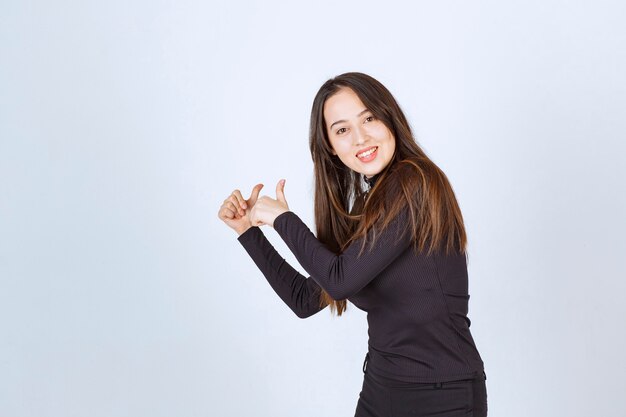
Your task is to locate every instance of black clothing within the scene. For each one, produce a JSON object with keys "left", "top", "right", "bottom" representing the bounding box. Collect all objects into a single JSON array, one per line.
[
  {"left": 356, "top": 352, "right": 488, "bottom": 417},
  {"left": 364, "top": 172, "right": 381, "bottom": 189},
  {"left": 237, "top": 207, "right": 485, "bottom": 383}
]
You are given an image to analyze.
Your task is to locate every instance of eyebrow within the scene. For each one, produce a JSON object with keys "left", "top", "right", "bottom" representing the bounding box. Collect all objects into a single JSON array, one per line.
[{"left": 329, "top": 109, "right": 370, "bottom": 130}]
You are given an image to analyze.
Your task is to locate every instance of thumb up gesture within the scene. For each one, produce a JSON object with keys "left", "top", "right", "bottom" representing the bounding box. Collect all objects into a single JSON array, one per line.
[{"left": 250, "top": 179, "right": 290, "bottom": 228}]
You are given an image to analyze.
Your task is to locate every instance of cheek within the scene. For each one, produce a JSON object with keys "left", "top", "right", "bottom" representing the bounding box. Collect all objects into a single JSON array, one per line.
[
  {"left": 334, "top": 146, "right": 357, "bottom": 167},
  {"left": 375, "top": 127, "right": 395, "bottom": 147},
  {"left": 374, "top": 124, "right": 392, "bottom": 138},
  {"left": 337, "top": 151, "right": 354, "bottom": 165},
  {"left": 330, "top": 140, "right": 350, "bottom": 157}
]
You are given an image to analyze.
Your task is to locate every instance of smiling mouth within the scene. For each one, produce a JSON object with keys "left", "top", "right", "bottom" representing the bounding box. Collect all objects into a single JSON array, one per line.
[{"left": 356, "top": 146, "right": 378, "bottom": 158}]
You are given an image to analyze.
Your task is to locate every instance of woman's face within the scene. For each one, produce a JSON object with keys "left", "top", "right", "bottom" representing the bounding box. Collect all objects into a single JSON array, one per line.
[{"left": 324, "top": 87, "right": 396, "bottom": 179}]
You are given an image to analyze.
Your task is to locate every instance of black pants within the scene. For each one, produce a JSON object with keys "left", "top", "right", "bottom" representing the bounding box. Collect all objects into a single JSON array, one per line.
[{"left": 354, "top": 353, "right": 488, "bottom": 417}]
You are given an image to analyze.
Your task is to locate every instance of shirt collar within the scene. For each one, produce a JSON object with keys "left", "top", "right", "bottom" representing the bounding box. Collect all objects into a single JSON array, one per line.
[{"left": 364, "top": 172, "right": 381, "bottom": 189}]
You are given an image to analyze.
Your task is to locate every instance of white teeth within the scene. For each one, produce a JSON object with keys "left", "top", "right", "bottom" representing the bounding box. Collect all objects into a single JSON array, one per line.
[{"left": 358, "top": 147, "right": 377, "bottom": 158}]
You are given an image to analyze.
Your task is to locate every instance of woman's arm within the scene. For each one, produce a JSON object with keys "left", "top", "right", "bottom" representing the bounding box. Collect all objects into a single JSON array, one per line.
[
  {"left": 237, "top": 226, "right": 328, "bottom": 319},
  {"left": 272, "top": 207, "right": 413, "bottom": 300}
]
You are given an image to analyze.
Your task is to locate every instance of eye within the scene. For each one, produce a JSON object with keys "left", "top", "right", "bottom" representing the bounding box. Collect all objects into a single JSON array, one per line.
[
  {"left": 336, "top": 127, "right": 347, "bottom": 135},
  {"left": 365, "top": 115, "right": 375, "bottom": 122}
]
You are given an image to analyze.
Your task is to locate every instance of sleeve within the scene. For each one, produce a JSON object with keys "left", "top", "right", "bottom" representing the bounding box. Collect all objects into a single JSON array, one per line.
[
  {"left": 272, "top": 207, "right": 413, "bottom": 300},
  {"left": 237, "top": 226, "right": 328, "bottom": 319}
]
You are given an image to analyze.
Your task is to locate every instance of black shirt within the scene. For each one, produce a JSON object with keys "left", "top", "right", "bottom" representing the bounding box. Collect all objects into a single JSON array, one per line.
[{"left": 237, "top": 199, "right": 485, "bottom": 383}]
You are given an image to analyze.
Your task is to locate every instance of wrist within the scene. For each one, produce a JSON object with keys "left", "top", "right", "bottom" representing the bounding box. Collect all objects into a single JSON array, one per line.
[
  {"left": 236, "top": 225, "right": 252, "bottom": 236},
  {"left": 272, "top": 210, "right": 290, "bottom": 228}
]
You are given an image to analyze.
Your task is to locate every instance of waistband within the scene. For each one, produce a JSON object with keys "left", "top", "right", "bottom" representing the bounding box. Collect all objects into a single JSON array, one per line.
[{"left": 362, "top": 352, "right": 487, "bottom": 388}]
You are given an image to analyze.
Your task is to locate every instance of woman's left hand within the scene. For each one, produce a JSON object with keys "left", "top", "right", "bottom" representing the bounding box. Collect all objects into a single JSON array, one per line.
[{"left": 249, "top": 179, "right": 290, "bottom": 228}]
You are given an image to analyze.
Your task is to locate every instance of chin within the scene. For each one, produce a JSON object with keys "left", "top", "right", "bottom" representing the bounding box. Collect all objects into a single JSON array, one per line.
[
  {"left": 368, "top": 165, "right": 385, "bottom": 175},
  {"left": 363, "top": 169, "right": 380, "bottom": 178}
]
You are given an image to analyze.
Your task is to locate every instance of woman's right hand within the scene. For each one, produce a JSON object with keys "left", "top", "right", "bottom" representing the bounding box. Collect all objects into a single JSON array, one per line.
[{"left": 218, "top": 183, "right": 264, "bottom": 235}]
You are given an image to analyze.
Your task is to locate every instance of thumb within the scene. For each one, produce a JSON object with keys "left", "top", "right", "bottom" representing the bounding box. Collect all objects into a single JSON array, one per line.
[
  {"left": 276, "top": 179, "right": 287, "bottom": 204},
  {"left": 248, "top": 183, "right": 264, "bottom": 205}
]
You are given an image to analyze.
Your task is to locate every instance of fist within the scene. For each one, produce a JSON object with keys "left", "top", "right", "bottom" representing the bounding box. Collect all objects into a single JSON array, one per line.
[{"left": 217, "top": 183, "right": 264, "bottom": 235}]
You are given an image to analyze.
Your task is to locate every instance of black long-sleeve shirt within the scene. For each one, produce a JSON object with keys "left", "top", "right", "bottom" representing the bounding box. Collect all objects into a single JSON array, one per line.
[{"left": 237, "top": 197, "right": 485, "bottom": 383}]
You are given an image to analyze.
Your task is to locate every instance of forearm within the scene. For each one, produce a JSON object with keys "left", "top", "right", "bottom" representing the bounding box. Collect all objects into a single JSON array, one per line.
[
  {"left": 237, "top": 226, "right": 327, "bottom": 318},
  {"left": 273, "top": 209, "right": 412, "bottom": 299}
]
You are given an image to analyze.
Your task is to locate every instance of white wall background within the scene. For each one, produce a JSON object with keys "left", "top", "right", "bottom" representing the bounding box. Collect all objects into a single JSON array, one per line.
[{"left": 1, "top": 1, "right": 625, "bottom": 416}]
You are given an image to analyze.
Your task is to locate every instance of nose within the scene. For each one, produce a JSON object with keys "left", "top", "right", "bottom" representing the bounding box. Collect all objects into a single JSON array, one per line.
[{"left": 353, "top": 125, "right": 368, "bottom": 146}]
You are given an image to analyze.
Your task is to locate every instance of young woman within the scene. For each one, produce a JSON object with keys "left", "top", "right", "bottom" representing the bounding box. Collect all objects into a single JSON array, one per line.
[{"left": 218, "top": 72, "right": 488, "bottom": 417}]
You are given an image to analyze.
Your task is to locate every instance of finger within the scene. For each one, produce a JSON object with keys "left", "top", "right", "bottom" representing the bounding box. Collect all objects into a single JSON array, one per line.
[
  {"left": 227, "top": 200, "right": 244, "bottom": 216},
  {"left": 222, "top": 197, "right": 243, "bottom": 216},
  {"left": 228, "top": 195, "right": 245, "bottom": 216},
  {"left": 221, "top": 200, "right": 242, "bottom": 219},
  {"left": 276, "top": 179, "right": 286, "bottom": 203},
  {"left": 232, "top": 189, "right": 248, "bottom": 211},
  {"left": 248, "top": 183, "right": 264, "bottom": 206},
  {"left": 219, "top": 205, "right": 238, "bottom": 220}
]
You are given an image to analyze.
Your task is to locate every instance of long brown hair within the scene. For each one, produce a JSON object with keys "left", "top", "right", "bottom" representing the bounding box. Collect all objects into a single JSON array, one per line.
[{"left": 309, "top": 72, "right": 467, "bottom": 316}]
